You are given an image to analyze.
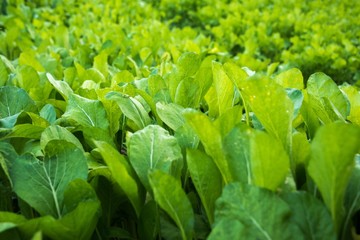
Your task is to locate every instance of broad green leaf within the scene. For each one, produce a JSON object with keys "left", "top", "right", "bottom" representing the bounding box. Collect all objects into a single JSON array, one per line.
[
  {"left": 241, "top": 76, "right": 294, "bottom": 153},
  {"left": 149, "top": 170, "right": 194, "bottom": 240},
  {"left": 177, "top": 52, "right": 201, "bottom": 78},
  {"left": 94, "top": 141, "right": 144, "bottom": 217},
  {"left": 128, "top": 125, "right": 183, "bottom": 192},
  {"left": 214, "top": 182, "right": 298, "bottom": 239},
  {"left": 0, "top": 141, "right": 17, "bottom": 184},
  {"left": 213, "top": 105, "right": 243, "bottom": 137},
  {"left": 27, "top": 112, "right": 50, "bottom": 128},
  {"left": 282, "top": 192, "right": 336, "bottom": 239},
  {"left": 194, "top": 55, "right": 214, "bottom": 100},
  {"left": 63, "top": 93, "right": 109, "bottom": 131},
  {"left": 340, "top": 84, "right": 360, "bottom": 126},
  {"left": 93, "top": 52, "right": 108, "bottom": 79},
  {"left": 208, "top": 219, "right": 247, "bottom": 240},
  {"left": 223, "top": 62, "right": 248, "bottom": 89},
  {"left": 46, "top": 73, "right": 74, "bottom": 100},
  {"left": 10, "top": 140, "right": 88, "bottom": 218},
  {"left": 307, "top": 72, "right": 349, "bottom": 123},
  {"left": 307, "top": 123, "right": 360, "bottom": 233},
  {"left": 19, "top": 51, "right": 45, "bottom": 72},
  {"left": 291, "top": 132, "right": 310, "bottom": 182},
  {"left": 187, "top": 149, "right": 222, "bottom": 224},
  {"left": 184, "top": 111, "right": 232, "bottom": 183},
  {"left": 59, "top": 181, "right": 101, "bottom": 240},
  {"left": 250, "top": 130, "right": 290, "bottom": 191},
  {"left": 223, "top": 124, "right": 252, "bottom": 184},
  {"left": 174, "top": 77, "right": 201, "bottom": 108},
  {"left": 106, "top": 91, "right": 151, "bottom": 130},
  {"left": 148, "top": 74, "right": 167, "bottom": 97},
  {"left": 212, "top": 62, "right": 235, "bottom": 116},
  {"left": 40, "top": 125, "right": 84, "bottom": 151},
  {"left": 342, "top": 155, "right": 360, "bottom": 240},
  {"left": 0, "top": 86, "right": 36, "bottom": 128},
  {"left": 300, "top": 92, "right": 321, "bottom": 139},
  {"left": 156, "top": 102, "right": 185, "bottom": 131},
  {"left": 275, "top": 68, "right": 304, "bottom": 89},
  {"left": 1, "top": 124, "right": 45, "bottom": 140}
]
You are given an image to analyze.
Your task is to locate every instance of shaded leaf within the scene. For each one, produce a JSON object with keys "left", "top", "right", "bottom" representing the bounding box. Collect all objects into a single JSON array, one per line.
[
  {"left": 307, "top": 123, "right": 360, "bottom": 232},
  {"left": 149, "top": 170, "right": 194, "bottom": 240}
]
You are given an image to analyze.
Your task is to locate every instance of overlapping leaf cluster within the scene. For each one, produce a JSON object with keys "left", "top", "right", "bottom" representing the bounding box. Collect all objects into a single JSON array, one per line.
[{"left": 0, "top": 1, "right": 360, "bottom": 240}]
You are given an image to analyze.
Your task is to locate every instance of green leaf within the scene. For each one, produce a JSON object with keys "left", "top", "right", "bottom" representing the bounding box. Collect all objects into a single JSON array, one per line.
[
  {"left": 40, "top": 125, "right": 83, "bottom": 151},
  {"left": 340, "top": 84, "right": 360, "bottom": 126},
  {"left": 343, "top": 156, "right": 360, "bottom": 240},
  {"left": 208, "top": 219, "right": 247, "bottom": 240},
  {"left": 0, "top": 141, "right": 18, "bottom": 184},
  {"left": 250, "top": 130, "right": 290, "bottom": 191},
  {"left": 223, "top": 124, "right": 252, "bottom": 184},
  {"left": 241, "top": 76, "right": 294, "bottom": 153},
  {"left": 10, "top": 140, "right": 88, "bottom": 218},
  {"left": 186, "top": 149, "right": 222, "bottom": 224},
  {"left": 128, "top": 125, "right": 183, "bottom": 192},
  {"left": 275, "top": 68, "right": 304, "bottom": 89},
  {"left": 106, "top": 91, "right": 151, "bottom": 130},
  {"left": 212, "top": 62, "right": 235, "bottom": 116},
  {"left": 156, "top": 102, "right": 185, "bottom": 131},
  {"left": 307, "top": 72, "right": 349, "bottom": 123},
  {"left": 214, "top": 182, "right": 298, "bottom": 239},
  {"left": 0, "top": 86, "right": 36, "bottom": 128},
  {"left": 63, "top": 93, "right": 110, "bottom": 131},
  {"left": 1, "top": 124, "right": 45, "bottom": 140},
  {"left": 46, "top": 73, "right": 74, "bottom": 100},
  {"left": 149, "top": 170, "right": 194, "bottom": 240},
  {"left": 19, "top": 51, "right": 45, "bottom": 72},
  {"left": 59, "top": 180, "right": 101, "bottom": 240},
  {"left": 174, "top": 77, "right": 201, "bottom": 108},
  {"left": 138, "top": 200, "right": 159, "bottom": 240},
  {"left": 39, "top": 104, "right": 56, "bottom": 124},
  {"left": 281, "top": 192, "right": 336, "bottom": 240},
  {"left": 184, "top": 111, "right": 232, "bottom": 183},
  {"left": 307, "top": 123, "right": 360, "bottom": 233},
  {"left": 94, "top": 141, "right": 144, "bottom": 217}
]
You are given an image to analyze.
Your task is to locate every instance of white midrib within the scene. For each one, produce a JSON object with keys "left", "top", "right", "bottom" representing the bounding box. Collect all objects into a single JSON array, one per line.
[
  {"left": 250, "top": 216, "right": 272, "bottom": 240},
  {"left": 42, "top": 163, "right": 62, "bottom": 218}
]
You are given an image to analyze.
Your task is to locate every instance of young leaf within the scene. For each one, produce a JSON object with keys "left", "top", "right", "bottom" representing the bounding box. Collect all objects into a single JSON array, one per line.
[
  {"left": 281, "top": 192, "right": 336, "bottom": 240},
  {"left": 149, "top": 170, "right": 194, "bottom": 240},
  {"left": 46, "top": 73, "right": 74, "bottom": 100},
  {"left": 63, "top": 93, "right": 110, "bottom": 131},
  {"left": 223, "top": 124, "right": 252, "bottom": 184},
  {"left": 214, "top": 182, "right": 299, "bottom": 239},
  {"left": 275, "top": 68, "right": 304, "bottom": 89},
  {"left": 241, "top": 76, "right": 294, "bottom": 153},
  {"left": 9, "top": 140, "right": 88, "bottom": 218},
  {"left": 340, "top": 84, "right": 360, "bottom": 126},
  {"left": 307, "top": 123, "right": 360, "bottom": 233},
  {"left": 106, "top": 91, "right": 151, "bottom": 130},
  {"left": 156, "top": 102, "right": 185, "bottom": 131},
  {"left": 250, "top": 130, "right": 290, "bottom": 191},
  {"left": 187, "top": 149, "right": 222, "bottom": 224},
  {"left": 128, "top": 125, "right": 183, "bottom": 192},
  {"left": 94, "top": 141, "right": 144, "bottom": 217},
  {"left": 307, "top": 72, "right": 349, "bottom": 123},
  {"left": 184, "top": 111, "right": 232, "bottom": 183},
  {"left": 40, "top": 125, "right": 84, "bottom": 151},
  {"left": 212, "top": 62, "right": 235, "bottom": 116}
]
